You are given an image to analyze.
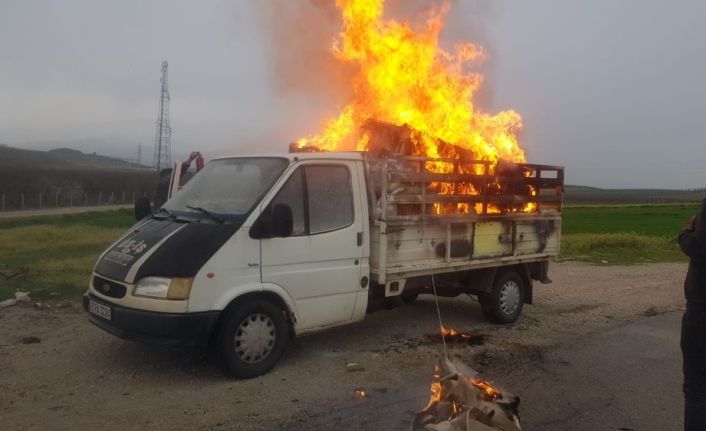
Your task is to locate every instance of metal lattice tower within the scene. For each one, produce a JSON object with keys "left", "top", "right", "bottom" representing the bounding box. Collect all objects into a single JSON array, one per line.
[{"left": 152, "top": 60, "right": 172, "bottom": 172}]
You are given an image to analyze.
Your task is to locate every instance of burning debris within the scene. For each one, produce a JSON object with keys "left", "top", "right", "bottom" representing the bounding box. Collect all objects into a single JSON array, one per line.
[
  {"left": 425, "top": 326, "right": 485, "bottom": 347},
  {"left": 293, "top": 121, "right": 563, "bottom": 217},
  {"left": 285, "top": 1, "right": 564, "bottom": 217},
  {"left": 413, "top": 357, "right": 521, "bottom": 431}
]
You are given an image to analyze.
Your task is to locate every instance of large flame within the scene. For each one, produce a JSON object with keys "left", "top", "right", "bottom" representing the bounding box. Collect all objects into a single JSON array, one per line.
[{"left": 297, "top": 0, "right": 525, "bottom": 165}]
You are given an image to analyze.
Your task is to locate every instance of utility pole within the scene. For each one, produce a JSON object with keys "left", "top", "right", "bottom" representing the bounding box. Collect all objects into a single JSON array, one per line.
[{"left": 152, "top": 60, "right": 172, "bottom": 172}]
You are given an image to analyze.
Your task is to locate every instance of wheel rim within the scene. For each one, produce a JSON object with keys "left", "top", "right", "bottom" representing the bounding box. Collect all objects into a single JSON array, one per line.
[
  {"left": 499, "top": 280, "right": 521, "bottom": 316},
  {"left": 234, "top": 313, "right": 276, "bottom": 364}
]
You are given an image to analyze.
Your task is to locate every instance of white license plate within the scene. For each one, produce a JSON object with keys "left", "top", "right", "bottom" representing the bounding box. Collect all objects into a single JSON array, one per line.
[{"left": 89, "top": 299, "right": 112, "bottom": 321}]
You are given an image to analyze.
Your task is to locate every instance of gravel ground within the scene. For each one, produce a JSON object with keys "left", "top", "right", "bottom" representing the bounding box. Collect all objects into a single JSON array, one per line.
[{"left": 0, "top": 261, "right": 686, "bottom": 430}]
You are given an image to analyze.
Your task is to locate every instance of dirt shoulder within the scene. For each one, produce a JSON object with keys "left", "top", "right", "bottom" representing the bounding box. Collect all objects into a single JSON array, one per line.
[
  {"left": 0, "top": 262, "right": 686, "bottom": 430},
  {"left": 0, "top": 204, "right": 131, "bottom": 219}
]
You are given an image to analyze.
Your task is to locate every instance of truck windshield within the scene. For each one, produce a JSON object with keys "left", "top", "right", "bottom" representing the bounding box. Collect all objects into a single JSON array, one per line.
[{"left": 163, "top": 157, "right": 288, "bottom": 219}]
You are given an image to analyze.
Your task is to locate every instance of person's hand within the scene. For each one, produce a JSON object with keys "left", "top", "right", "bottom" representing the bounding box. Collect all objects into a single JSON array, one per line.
[{"left": 684, "top": 216, "right": 696, "bottom": 230}]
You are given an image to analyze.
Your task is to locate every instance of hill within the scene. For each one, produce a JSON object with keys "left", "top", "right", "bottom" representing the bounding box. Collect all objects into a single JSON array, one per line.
[
  {"left": 564, "top": 185, "right": 705, "bottom": 204},
  {"left": 0, "top": 145, "right": 149, "bottom": 170},
  {"left": 0, "top": 146, "right": 155, "bottom": 210}
]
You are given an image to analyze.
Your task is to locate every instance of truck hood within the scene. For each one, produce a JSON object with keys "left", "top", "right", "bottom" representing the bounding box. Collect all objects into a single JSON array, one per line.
[{"left": 94, "top": 217, "right": 239, "bottom": 283}]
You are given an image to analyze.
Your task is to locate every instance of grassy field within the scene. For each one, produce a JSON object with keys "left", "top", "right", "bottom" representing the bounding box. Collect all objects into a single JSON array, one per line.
[
  {"left": 0, "top": 204, "right": 700, "bottom": 301},
  {"left": 0, "top": 210, "right": 134, "bottom": 301},
  {"left": 560, "top": 204, "right": 699, "bottom": 264}
]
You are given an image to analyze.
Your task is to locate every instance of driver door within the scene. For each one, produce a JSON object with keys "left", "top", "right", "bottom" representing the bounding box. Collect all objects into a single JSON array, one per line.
[{"left": 258, "top": 162, "right": 365, "bottom": 331}]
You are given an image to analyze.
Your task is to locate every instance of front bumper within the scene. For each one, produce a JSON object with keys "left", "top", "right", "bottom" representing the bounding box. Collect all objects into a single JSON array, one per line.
[{"left": 82, "top": 294, "right": 219, "bottom": 348}]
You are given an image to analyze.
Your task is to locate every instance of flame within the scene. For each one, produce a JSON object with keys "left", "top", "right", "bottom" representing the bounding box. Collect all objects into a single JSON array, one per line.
[
  {"left": 440, "top": 325, "right": 476, "bottom": 341},
  {"left": 440, "top": 325, "right": 459, "bottom": 337},
  {"left": 424, "top": 363, "right": 443, "bottom": 410},
  {"left": 296, "top": 0, "right": 541, "bottom": 217},
  {"left": 423, "top": 362, "right": 504, "bottom": 421},
  {"left": 470, "top": 378, "right": 503, "bottom": 401},
  {"left": 450, "top": 400, "right": 460, "bottom": 419},
  {"left": 298, "top": 0, "right": 525, "bottom": 166},
  {"left": 355, "top": 388, "right": 367, "bottom": 398}
]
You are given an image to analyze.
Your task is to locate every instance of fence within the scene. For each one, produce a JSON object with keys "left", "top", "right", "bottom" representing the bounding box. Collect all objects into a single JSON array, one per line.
[{"left": 0, "top": 190, "right": 150, "bottom": 212}]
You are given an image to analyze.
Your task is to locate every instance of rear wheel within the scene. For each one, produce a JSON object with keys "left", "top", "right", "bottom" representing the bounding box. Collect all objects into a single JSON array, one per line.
[
  {"left": 480, "top": 271, "right": 525, "bottom": 324},
  {"left": 217, "top": 299, "right": 289, "bottom": 378}
]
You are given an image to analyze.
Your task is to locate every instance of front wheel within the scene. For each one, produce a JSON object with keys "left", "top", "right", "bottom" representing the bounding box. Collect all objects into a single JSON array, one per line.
[
  {"left": 480, "top": 271, "right": 525, "bottom": 324},
  {"left": 216, "top": 299, "right": 289, "bottom": 378}
]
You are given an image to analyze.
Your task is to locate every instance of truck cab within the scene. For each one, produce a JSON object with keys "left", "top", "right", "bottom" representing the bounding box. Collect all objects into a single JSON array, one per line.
[{"left": 84, "top": 153, "right": 372, "bottom": 377}]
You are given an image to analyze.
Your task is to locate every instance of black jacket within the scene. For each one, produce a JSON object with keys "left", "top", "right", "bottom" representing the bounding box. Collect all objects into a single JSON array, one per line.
[{"left": 679, "top": 199, "right": 706, "bottom": 305}]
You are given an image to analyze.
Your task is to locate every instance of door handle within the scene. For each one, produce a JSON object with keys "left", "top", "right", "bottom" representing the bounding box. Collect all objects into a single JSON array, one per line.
[{"left": 357, "top": 231, "right": 363, "bottom": 246}]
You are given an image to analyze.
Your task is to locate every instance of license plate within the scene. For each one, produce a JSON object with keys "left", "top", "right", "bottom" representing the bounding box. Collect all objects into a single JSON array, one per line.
[{"left": 88, "top": 299, "right": 112, "bottom": 321}]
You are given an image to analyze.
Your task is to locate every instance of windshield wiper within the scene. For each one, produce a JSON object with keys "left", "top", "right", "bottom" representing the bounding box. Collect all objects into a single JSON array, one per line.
[{"left": 186, "top": 205, "right": 225, "bottom": 224}]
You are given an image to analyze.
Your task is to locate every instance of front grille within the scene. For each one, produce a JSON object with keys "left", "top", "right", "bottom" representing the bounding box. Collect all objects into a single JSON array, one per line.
[{"left": 93, "top": 276, "right": 127, "bottom": 299}]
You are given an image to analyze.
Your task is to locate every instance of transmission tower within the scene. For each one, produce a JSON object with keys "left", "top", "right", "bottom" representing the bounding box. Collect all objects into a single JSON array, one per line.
[{"left": 152, "top": 60, "right": 172, "bottom": 172}]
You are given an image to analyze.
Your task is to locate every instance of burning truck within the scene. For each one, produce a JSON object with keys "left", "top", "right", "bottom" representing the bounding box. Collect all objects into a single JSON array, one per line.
[
  {"left": 83, "top": 131, "right": 563, "bottom": 378},
  {"left": 83, "top": 0, "right": 563, "bottom": 392}
]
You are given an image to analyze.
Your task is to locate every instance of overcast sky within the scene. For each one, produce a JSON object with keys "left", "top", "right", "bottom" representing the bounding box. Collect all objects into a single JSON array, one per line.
[{"left": 1, "top": 0, "right": 704, "bottom": 188}]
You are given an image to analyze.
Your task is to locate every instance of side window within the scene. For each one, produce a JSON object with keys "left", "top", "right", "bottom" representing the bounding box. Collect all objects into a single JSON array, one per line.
[
  {"left": 306, "top": 165, "right": 354, "bottom": 234},
  {"left": 269, "top": 169, "right": 306, "bottom": 236}
]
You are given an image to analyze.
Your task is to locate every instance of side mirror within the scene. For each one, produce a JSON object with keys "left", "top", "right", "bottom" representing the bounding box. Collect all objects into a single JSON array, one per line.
[
  {"left": 250, "top": 203, "right": 293, "bottom": 239},
  {"left": 134, "top": 197, "right": 152, "bottom": 221},
  {"left": 271, "top": 203, "right": 293, "bottom": 237}
]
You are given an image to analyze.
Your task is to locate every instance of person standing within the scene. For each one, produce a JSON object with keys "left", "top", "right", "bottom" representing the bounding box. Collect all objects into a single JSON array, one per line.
[{"left": 678, "top": 198, "right": 706, "bottom": 431}]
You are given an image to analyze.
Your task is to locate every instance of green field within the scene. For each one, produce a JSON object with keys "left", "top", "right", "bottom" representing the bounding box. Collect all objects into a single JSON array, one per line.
[
  {"left": 0, "top": 205, "right": 700, "bottom": 301},
  {"left": 560, "top": 204, "right": 698, "bottom": 264},
  {"left": 0, "top": 210, "right": 134, "bottom": 301}
]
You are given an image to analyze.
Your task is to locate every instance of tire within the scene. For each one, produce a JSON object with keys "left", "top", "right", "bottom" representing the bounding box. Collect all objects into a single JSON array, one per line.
[
  {"left": 479, "top": 297, "right": 494, "bottom": 321},
  {"left": 216, "top": 299, "right": 289, "bottom": 378},
  {"left": 401, "top": 290, "right": 419, "bottom": 304},
  {"left": 480, "top": 271, "right": 525, "bottom": 324}
]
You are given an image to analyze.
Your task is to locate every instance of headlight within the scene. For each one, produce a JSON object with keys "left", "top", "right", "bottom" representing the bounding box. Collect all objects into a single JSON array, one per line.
[{"left": 133, "top": 277, "right": 193, "bottom": 300}]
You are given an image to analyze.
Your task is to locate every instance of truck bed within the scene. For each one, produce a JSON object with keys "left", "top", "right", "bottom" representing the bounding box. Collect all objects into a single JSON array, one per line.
[{"left": 364, "top": 155, "right": 564, "bottom": 286}]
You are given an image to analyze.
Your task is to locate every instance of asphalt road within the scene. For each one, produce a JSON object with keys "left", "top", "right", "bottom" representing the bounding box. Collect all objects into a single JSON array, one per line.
[
  {"left": 517, "top": 311, "right": 683, "bottom": 431},
  {"left": 279, "top": 311, "right": 684, "bottom": 430}
]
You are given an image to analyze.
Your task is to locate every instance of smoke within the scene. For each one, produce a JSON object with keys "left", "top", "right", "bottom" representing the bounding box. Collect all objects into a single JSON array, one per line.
[
  {"left": 440, "top": 1, "right": 501, "bottom": 111},
  {"left": 251, "top": 0, "right": 352, "bottom": 102}
]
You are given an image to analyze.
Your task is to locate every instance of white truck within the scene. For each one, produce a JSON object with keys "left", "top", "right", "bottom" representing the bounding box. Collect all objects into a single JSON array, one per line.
[{"left": 83, "top": 152, "right": 563, "bottom": 378}]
